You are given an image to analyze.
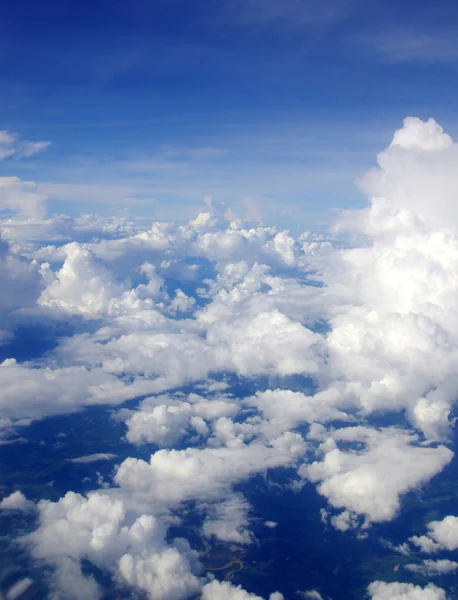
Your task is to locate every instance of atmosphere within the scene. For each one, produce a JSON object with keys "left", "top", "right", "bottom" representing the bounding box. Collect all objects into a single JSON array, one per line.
[{"left": 2, "top": 0, "right": 458, "bottom": 224}]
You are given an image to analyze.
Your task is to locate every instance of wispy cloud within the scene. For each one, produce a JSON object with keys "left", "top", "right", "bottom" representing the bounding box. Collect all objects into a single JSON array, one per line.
[
  {"left": 354, "top": 27, "right": 458, "bottom": 63},
  {"left": 67, "top": 453, "right": 117, "bottom": 464},
  {"left": 209, "top": 0, "right": 353, "bottom": 31},
  {"left": 231, "top": 0, "right": 347, "bottom": 26},
  {"left": 0, "top": 130, "right": 51, "bottom": 160}
]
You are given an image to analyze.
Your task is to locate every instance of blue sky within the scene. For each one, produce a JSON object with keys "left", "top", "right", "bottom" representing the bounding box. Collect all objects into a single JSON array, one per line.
[{"left": 2, "top": 0, "right": 458, "bottom": 226}]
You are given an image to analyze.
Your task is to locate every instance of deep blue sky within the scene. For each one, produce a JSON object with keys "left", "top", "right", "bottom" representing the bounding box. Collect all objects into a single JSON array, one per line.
[{"left": 2, "top": 0, "right": 458, "bottom": 225}]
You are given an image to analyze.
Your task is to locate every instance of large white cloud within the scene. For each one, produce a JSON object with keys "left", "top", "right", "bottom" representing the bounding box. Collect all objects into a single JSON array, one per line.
[{"left": 317, "top": 118, "right": 458, "bottom": 441}]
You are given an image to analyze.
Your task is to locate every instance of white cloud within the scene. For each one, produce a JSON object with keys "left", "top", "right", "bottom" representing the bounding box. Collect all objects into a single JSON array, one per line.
[
  {"left": 123, "top": 393, "right": 238, "bottom": 446},
  {"left": 114, "top": 432, "right": 306, "bottom": 506},
  {"left": 390, "top": 117, "right": 453, "bottom": 151},
  {"left": 68, "top": 453, "right": 117, "bottom": 464},
  {"left": 300, "top": 592, "right": 324, "bottom": 600},
  {"left": 0, "top": 177, "right": 47, "bottom": 218},
  {"left": 247, "top": 388, "right": 350, "bottom": 433},
  {"left": 28, "top": 491, "right": 201, "bottom": 600},
  {"left": 300, "top": 427, "right": 453, "bottom": 526},
  {"left": 405, "top": 559, "right": 458, "bottom": 576},
  {"left": 0, "top": 359, "right": 148, "bottom": 433},
  {"left": 38, "top": 243, "right": 168, "bottom": 319},
  {"left": 0, "top": 490, "right": 35, "bottom": 512},
  {"left": 410, "top": 515, "right": 458, "bottom": 553},
  {"left": 202, "top": 493, "right": 252, "bottom": 544},
  {"left": 4, "top": 577, "right": 34, "bottom": 600},
  {"left": 0, "top": 130, "right": 50, "bottom": 160},
  {"left": 367, "top": 581, "right": 447, "bottom": 600},
  {"left": 264, "top": 520, "right": 277, "bottom": 529},
  {"left": 201, "top": 580, "right": 283, "bottom": 600}
]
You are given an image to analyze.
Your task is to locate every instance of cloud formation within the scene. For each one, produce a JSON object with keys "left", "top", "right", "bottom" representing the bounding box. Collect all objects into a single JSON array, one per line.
[{"left": 3, "top": 117, "right": 458, "bottom": 599}]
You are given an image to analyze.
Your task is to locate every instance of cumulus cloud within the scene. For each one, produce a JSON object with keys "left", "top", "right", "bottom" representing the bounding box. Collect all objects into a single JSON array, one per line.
[
  {"left": 318, "top": 117, "right": 458, "bottom": 441},
  {"left": 201, "top": 580, "right": 283, "bottom": 600},
  {"left": 367, "top": 581, "right": 447, "bottom": 600},
  {"left": 300, "top": 427, "right": 452, "bottom": 526},
  {"left": 115, "top": 432, "right": 306, "bottom": 506},
  {"left": 25, "top": 488, "right": 285, "bottom": 600},
  {"left": 28, "top": 491, "right": 201, "bottom": 600},
  {"left": 0, "top": 490, "right": 35, "bottom": 512},
  {"left": 390, "top": 117, "right": 453, "bottom": 151},
  {"left": 409, "top": 515, "right": 458, "bottom": 553}
]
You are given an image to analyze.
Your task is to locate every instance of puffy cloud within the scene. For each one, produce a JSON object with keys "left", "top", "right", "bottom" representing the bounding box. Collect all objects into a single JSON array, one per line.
[
  {"left": 247, "top": 388, "right": 350, "bottom": 434},
  {"left": 356, "top": 117, "right": 458, "bottom": 233},
  {"left": 115, "top": 432, "right": 306, "bottom": 506},
  {"left": 390, "top": 117, "right": 453, "bottom": 151},
  {"left": 320, "top": 118, "right": 458, "bottom": 440},
  {"left": 367, "top": 581, "right": 447, "bottom": 600},
  {"left": 124, "top": 401, "right": 195, "bottom": 446},
  {"left": 410, "top": 515, "right": 458, "bottom": 553},
  {"left": 38, "top": 243, "right": 168, "bottom": 319},
  {"left": 0, "top": 177, "right": 47, "bottom": 218},
  {"left": 123, "top": 393, "right": 238, "bottom": 446},
  {"left": 300, "top": 427, "right": 453, "bottom": 526},
  {"left": 201, "top": 580, "right": 283, "bottom": 600},
  {"left": 28, "top": 491, "right": 201, "bottom": 600},
  {"left": 0, "top": 490, "right": 35, "bottom": 512},
  {"left": 118, "top": 547, "right": 201, "bottom": 600}
]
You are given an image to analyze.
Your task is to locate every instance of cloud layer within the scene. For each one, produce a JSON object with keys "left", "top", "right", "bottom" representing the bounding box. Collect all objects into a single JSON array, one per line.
[{"left": 2, "top": 117, "right": 458, "bottom": 598}]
